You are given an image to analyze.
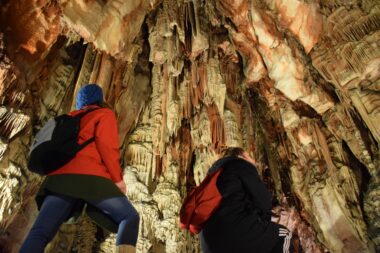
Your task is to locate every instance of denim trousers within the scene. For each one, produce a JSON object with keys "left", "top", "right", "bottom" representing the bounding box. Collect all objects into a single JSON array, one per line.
[{"left": 19, "top": 194, "right": 139, "bottom": 253}]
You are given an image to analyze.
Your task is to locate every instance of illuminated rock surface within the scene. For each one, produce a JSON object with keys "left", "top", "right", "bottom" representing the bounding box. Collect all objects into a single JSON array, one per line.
[{"left": 0, "top": 0, "right": 379, "bottom": 252}]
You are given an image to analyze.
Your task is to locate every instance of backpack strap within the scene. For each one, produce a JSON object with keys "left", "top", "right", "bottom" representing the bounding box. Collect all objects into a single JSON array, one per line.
[
  {"left": 76, "top": 107, "right": 101, "bottom": 150},
  {"left": 79, "top": 136, "right": 96, "bottom": 149}
]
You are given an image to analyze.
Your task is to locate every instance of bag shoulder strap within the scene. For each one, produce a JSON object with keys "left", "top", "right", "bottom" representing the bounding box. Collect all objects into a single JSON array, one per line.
[
  {"left": 80, "top": 136, "right": 95, "bottom": 149},
  {"left": 76, "top": 107, "right": 101, "bottom": 149}
]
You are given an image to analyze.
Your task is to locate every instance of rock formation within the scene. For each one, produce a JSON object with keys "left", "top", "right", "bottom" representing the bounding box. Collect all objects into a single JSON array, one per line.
[{"left": 0, "top": 0, "right": 379, "bottom": 252}]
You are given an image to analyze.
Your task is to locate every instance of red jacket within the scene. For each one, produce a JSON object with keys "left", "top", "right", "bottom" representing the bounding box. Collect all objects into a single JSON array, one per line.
[
  {"left": 179, "top": 168, "right": 223, "bottom": 234},
  {"left": 49, "top": 105, "right": 123, "bottom": 183}
]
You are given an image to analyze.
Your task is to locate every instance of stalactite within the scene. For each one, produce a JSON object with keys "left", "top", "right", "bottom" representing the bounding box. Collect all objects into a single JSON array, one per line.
[
  {"left": 204, "top": 57, "right": 226, "bottom": 116},
  {"left": 174, "top": 124, "right": 192, "bottom": 187},
  {"left": 125, "top": 120, "right": 155, "bottom": 186},
  {"left": 224, "top": 95, "right": 244, "bottom": 146},
  {"left": 189, "top": 61, "right": 203, "bottom": 110},
  {"left": 0, "top": 110, "right": 29, "bottom": 141},
  {"left": 149, "top": 64, "right": 165, "bottom": 156},
  {"left": 223, "top": 109, "right": 240, "bottom": 147},
  {"left": 178, "top": 71, "right": 192, "bottom": 120},
  {"left": 218, "top": 41, "right": 241, "bottom": 96},
  {"left": 126, "top": 144, "right": 154, "bottom": 187},
  {"left": 190, "top": 106, "right": 211, "bottom": 151},
  {"left": 184, "top": 1, "right": 194, "bottom": 54},
  {"left": 166, "top": 76, "right": 181, "bottom": 137},
  {"left": 183, "top": 0, "right": 209, "bottom": 59}
]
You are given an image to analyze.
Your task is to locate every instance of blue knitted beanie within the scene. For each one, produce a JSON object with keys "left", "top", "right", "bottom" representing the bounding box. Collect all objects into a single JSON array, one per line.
[{"left": 75, "top": 84, "right": 104, "bottom": 110}]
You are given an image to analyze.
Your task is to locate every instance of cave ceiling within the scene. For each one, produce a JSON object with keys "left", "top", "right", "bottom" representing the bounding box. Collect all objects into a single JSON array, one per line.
[{"left": 0, "top": 0, "right": 379, "bottom": 252}]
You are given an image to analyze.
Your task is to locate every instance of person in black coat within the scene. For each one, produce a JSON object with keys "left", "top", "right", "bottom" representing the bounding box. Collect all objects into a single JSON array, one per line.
[{"left": 200, "top": 147, "right": 293, "bottom": 253}]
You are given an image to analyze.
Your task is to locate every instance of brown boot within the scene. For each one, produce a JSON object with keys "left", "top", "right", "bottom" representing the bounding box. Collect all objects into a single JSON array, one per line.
[{"left": 115, "top": 245, "right": 136, "bottom": 253}]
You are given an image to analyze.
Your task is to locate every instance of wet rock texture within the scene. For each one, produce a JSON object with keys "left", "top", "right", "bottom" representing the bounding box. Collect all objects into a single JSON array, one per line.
[{"left": 0, "top": 0, "right": 379, "bottom": 252}]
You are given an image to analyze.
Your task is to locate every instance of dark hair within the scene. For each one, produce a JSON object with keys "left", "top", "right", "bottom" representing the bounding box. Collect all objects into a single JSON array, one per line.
[{"left": 220, "top": 147, "right": 245, "bottom": 158}]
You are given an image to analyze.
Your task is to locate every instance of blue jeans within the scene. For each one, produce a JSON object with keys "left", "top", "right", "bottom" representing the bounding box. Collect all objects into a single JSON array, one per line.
[{"left": 19, "top": 194, "right": 139, "bottom": 253}]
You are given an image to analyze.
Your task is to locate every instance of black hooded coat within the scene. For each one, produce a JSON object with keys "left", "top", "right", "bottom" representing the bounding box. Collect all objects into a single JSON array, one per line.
[{"left": 200, "top": 157, "right": 283, "bottom": 253}]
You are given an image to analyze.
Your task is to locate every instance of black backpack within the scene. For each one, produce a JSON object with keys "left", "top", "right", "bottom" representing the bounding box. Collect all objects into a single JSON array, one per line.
[{"left": 28, "top": 108, "right": 99, "bottom": 175}]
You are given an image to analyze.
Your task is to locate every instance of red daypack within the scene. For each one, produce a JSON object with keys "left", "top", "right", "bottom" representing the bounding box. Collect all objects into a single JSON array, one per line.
[{"left": 179, "top": 168, "right": 223, "bottom": 235}]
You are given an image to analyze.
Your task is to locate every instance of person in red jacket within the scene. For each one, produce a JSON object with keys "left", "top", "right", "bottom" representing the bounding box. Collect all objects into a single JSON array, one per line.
[{"left": 20, "top": 84, "right": 139, "bottom": 253}]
